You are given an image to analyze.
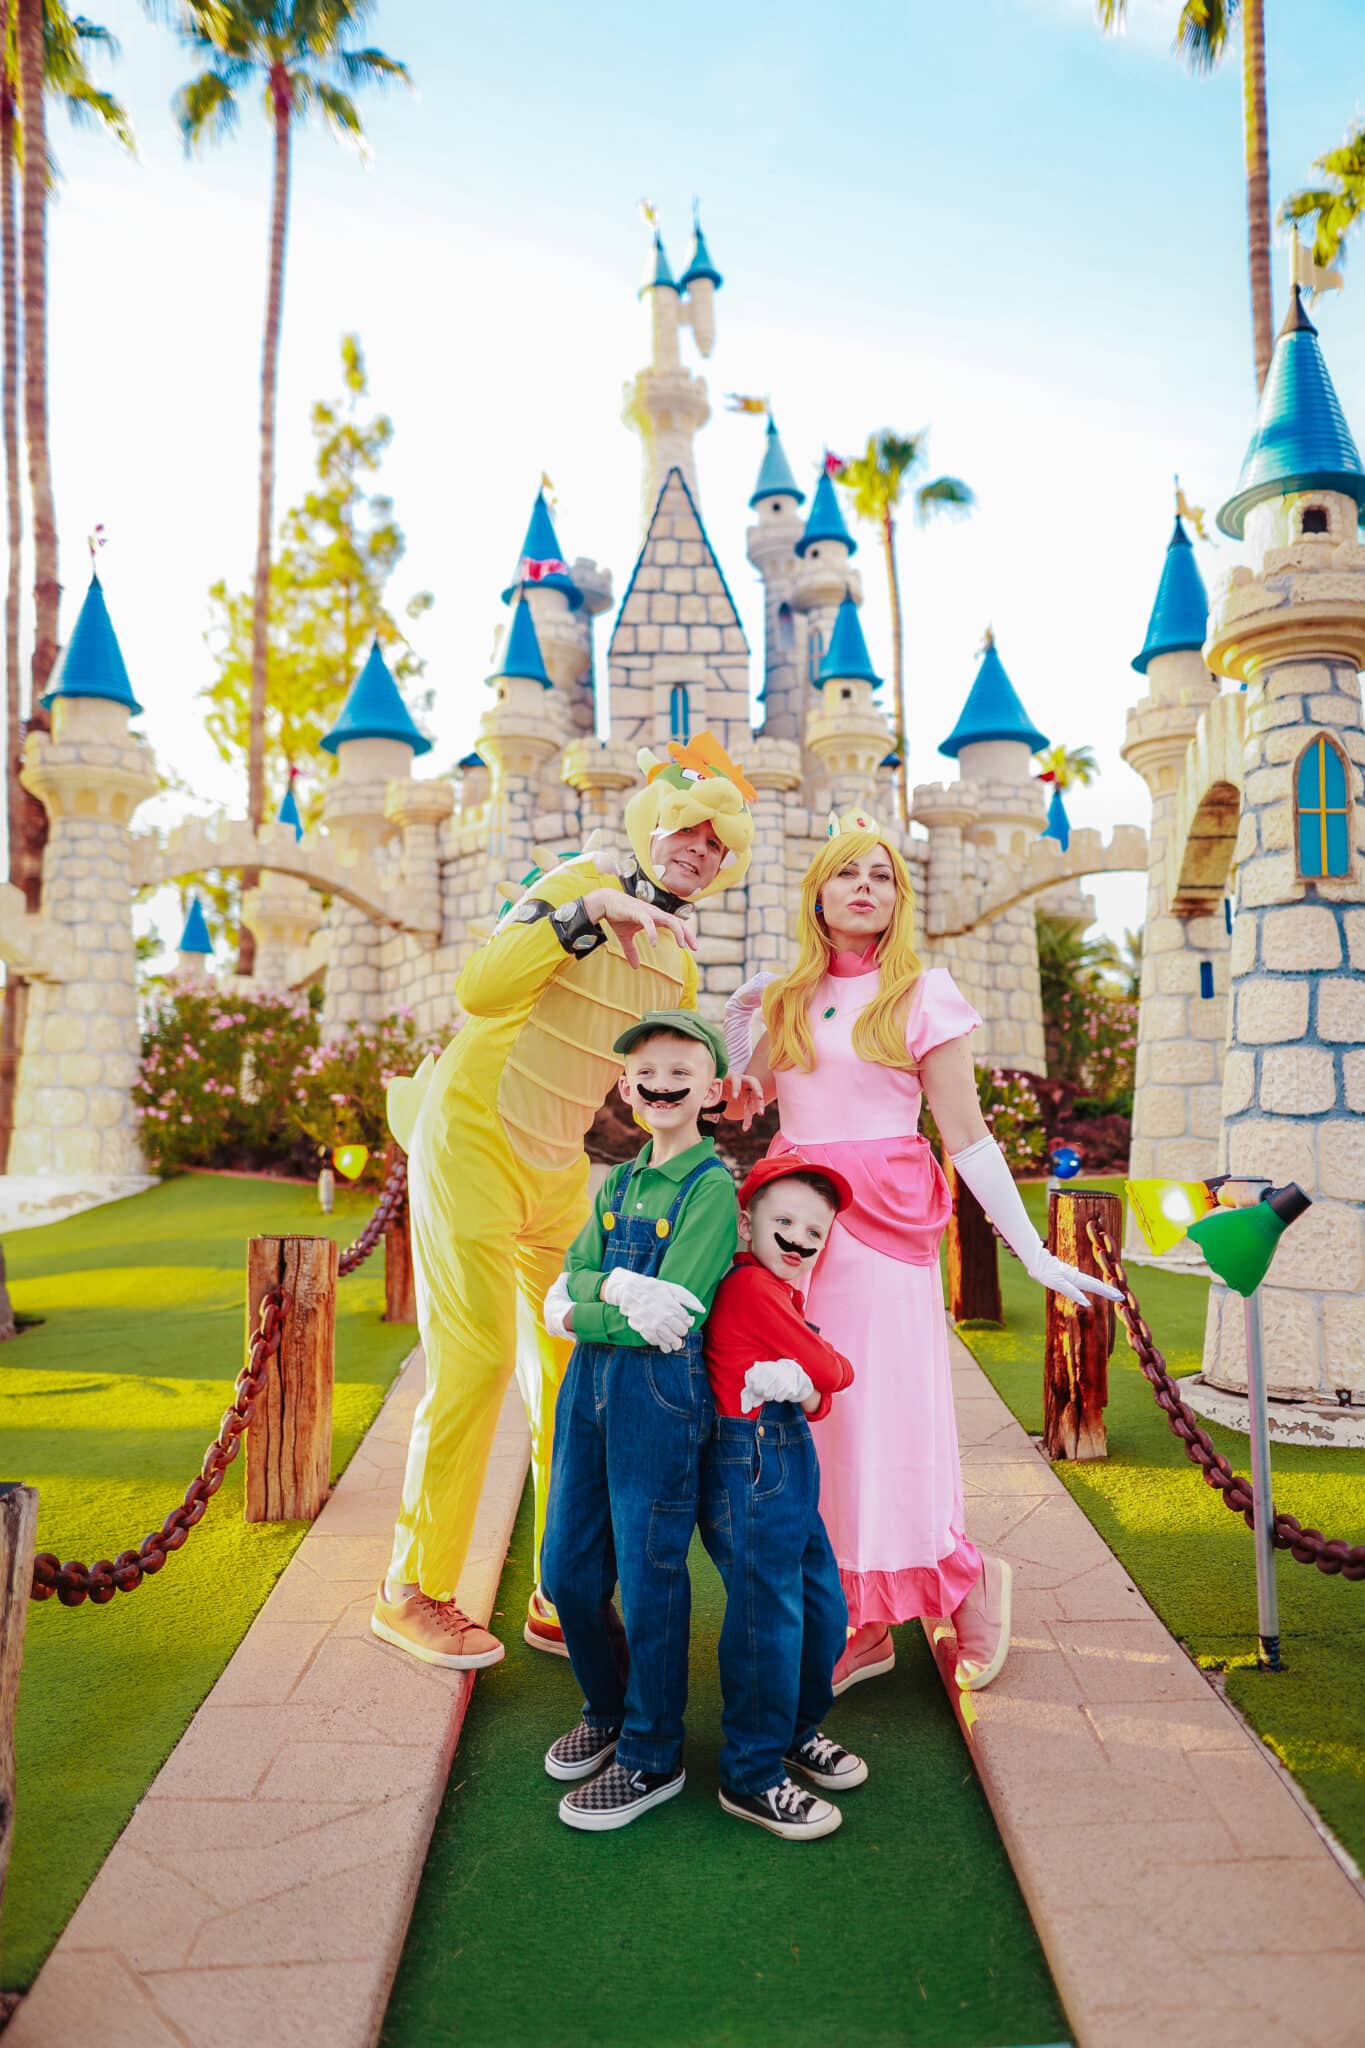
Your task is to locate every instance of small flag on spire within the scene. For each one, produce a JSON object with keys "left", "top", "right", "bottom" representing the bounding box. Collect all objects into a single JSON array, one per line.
[
  {"left": 539, "top": 471, "right": 558, "bottom": 509},
  {"left": 823, "top": 451, "right": 847, "bottom": 478},
  {"left": 639, "top": 197, "right": 658, "bottom": 229},
  {"left": 725, "top": 395, "right": 769, "bottom": 416},
  {"left": 1290, "top": 232, "right": 1344, "bottom": 302},
  {"left": 88, "top": 522, "right": 107, "bottom": 569},
  {"left": 1174, "top": 476, "right": 1210, "bottom": 542}
]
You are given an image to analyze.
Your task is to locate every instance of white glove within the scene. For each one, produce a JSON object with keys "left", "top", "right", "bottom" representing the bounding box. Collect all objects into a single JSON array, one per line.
[
  {"left": 723, "top": 970, "right": 777, "bottom": 1079},
  {"left": 948, "top": 1136, "right": 1123, "bottom": 1311},
  {"left": 543, "top": 1271, "right": 573, "bottom": 1340},
  {"left": 599, "top": 1267, "right": 705, "bottom": 1352},
  {"left": 740, "top": 1357, "right": 817, "bottom": 1414}
]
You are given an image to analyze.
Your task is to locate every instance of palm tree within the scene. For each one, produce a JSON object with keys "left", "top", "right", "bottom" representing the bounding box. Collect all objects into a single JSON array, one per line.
[
  {"left": 1098, "top": 2, "right": 1272, "bottom": 392},
  {"left": 835, "top": 430, "right": 972, "bottom": 824},
  {"left": 165, "top": 0, "right": 408, "bottom": 969},
  {"left": 1281, "top": 123, "right": 1365, "bottom": 269},
  {"left": 1034, "top": 742, "right": 1099, "bottom": 791}
]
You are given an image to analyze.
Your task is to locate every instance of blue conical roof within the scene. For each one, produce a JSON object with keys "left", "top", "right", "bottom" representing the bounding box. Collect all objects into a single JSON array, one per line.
[
  {"left": 680, "top": 217, "right": 722, "bottom": 290},
  {"left": 177, "top": 895, "right": 213, "bottom": 955},
  {"left": 41, "top": 573, "right": 142, "bottom": 714},
  {"left": 1218, "top": 289, "right": 1365, "bottom": 538},
  {"left": 749, "top": 418, "right": 805, "bottom": 508},
  {"left": 458, "top": 749, "right": 486, "bottom": 770},
  {"left": 1040, "top": 784, "right": 1071, "bottom": 853},
  {"left": 501, "top": 490, "right": 582, "bottom": 609},
  {"left": 1132, "top": 515, "right": 1209, "bottom": 673},
  {"left": 277, "top": 785, "right": 303, "bottom": 840},
  {"left": 939, "top": 636, "right": 1049, "bottom": 758},
  {"left": 644, "top": 231, "right": 677, "bottom": 294},
  {"left": 492, "top": 596, "right": 551, "bottom": 687},
  {"left": 795, "top": 470, "right": 856, "bottom": 558},
  {"left": 320, "top": 641, "right": 431, "bottom": 756},
  {"left": 817, "top": 594, "right": 881, "bottom": 689}
]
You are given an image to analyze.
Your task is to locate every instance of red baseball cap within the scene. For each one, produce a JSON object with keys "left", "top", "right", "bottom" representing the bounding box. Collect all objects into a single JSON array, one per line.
[{"left": 738, "top": 1152, "right": 853, "bottom": 1215}]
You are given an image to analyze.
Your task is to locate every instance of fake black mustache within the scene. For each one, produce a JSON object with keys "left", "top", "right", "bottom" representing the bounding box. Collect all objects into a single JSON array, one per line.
[
  {"left": 773, "top": 1231, "right": 817, "bottom": 1260},
  {"left": 638, "top": 1085, "right": 691, "bottom": 1107}
]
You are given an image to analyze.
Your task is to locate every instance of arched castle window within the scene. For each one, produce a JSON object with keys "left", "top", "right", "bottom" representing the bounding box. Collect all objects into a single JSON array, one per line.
[
  {"left": 807, "top": 627, "right": 823, "bottom": 685},
  {"left": 777, "top": 603, "right": 795, "bottom": 654},
  {"left": 669, "top": 683, "right": 690, "bottom": 743},
  {"left": 1296, "top": 734, "right": 1351, "bottom": 878}
]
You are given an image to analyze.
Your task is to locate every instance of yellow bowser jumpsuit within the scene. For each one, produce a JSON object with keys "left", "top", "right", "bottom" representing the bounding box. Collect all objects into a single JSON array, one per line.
[{"left": 387, "top": 857, "right": 699, "bottom": 1602}]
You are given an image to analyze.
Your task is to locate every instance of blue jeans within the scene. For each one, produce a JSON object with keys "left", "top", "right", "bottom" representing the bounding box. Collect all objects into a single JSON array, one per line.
[
  {"left": 698, "top": 1406, "right": 849, "bottom": 1796},
  {"left": 541, "top": 1335, "right": 713, "bottom": 1776}
]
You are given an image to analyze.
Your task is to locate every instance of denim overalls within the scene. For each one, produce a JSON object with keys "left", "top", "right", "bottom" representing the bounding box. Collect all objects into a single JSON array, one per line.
[
  {"left": 700, "top": 1401, "right": 848, "bottom": 1797},
  {"left": 541, "top": 1152, "right": 728, "bottom": 1778}
]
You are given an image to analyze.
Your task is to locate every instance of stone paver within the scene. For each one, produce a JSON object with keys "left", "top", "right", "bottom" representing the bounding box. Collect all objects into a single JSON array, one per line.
[
  {"left": 8, "top": 1352, "right": 530, "bottom": 2048},
  {"left": 931, "top": 1326, "right": 1365, "bottom": 2048}
]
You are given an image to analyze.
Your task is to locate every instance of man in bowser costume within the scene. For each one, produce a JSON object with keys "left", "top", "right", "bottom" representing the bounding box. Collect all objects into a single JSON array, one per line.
[{"left": 372, "top": 732, "right": 757, "bottom": 1670}]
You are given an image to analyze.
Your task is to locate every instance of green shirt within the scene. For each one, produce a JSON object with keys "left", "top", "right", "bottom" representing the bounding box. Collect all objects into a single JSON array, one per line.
[{"left": 564, "top": 1135, "right": 738, "bottom": 1348}]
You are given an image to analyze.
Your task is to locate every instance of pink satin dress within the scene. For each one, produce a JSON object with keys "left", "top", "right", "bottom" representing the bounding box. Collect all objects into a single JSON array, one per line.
[{"left": 769, "top": 961, "right": 984, "bottom": 1627}]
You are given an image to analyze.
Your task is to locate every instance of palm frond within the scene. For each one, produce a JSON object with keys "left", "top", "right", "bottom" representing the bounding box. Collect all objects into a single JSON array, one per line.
[
  {"left": 1174, "top": 0, "right": 1236, "bottom": 75},
  {"left": 914, "top": 475, "right": 973, "bottom": 524},
  {"left": 59, "top": 78, "right": 135, "bottom": 151},
  {"left": 335, "top": 45, "right": 408, "bottom": 87},
  {"left": 313, "top": 78, "right": 365, "bottom": 145},
  {"left": 1094, "top": 0, "right": 1125, "bottom": 29},
  {"left": 175, "top": 66, "right": 239, "bottom": 146}
]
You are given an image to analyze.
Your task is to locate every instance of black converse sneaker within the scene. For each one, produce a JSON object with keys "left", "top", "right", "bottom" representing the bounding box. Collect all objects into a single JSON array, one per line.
[
  {"left": 718, "top": 1775, "right": 842, "bottom": 1840},
  {"left": 544, "top": 1722, "right": 620, "bottom": 1783},
  {"left": 558, "top": 1761, "right": 686, "bottom": 1832},
  {"left": 784, "top": 1731, "right": 869, "bottom": 1791}
]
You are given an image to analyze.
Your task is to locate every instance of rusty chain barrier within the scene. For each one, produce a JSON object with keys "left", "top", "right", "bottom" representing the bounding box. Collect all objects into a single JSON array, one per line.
[
  {"left": 29, "top": 1287, "right": 288, "bottom": 1607},
  {"left": 1088, "top": 1223, "right": 1365, "bottom": 1582},
  {"left": 337, "top": 1150, "right": 407, "bottom": 1277}
]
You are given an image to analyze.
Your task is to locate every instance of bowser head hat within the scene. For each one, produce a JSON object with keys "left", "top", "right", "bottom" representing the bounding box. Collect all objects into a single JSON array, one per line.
[{"left": 624, "top": 731, "right": 756, "bottom": 899}]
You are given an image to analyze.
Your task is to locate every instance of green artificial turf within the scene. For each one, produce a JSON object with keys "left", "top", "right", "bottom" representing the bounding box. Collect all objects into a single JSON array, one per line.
[
  {"left": 0, "top": 1174, "right": 417, "bottom": 1989},
  {"left": 382, "top": 1488, "right": 1070, "bottom": 2048},
  {"left": 956, "top": 1177, "right": 1365, "bottom": 1871}
]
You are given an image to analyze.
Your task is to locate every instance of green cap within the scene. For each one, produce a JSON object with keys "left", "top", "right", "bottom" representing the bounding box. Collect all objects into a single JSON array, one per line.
[{"left": 612, "top": 1008, "right": 728, "bottom": 1079}]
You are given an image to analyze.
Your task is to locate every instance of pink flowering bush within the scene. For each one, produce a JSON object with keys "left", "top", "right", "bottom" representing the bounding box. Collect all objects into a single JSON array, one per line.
[
  {"left": 919, "top": 1064, "right": 1046, "bottom": 1177},
  {"left": 291, "top": 1010, "right": 443, "bottom": 1183}
]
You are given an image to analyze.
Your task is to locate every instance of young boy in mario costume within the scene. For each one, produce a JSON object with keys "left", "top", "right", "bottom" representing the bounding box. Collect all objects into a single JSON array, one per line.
[
  {"left": 540, "top": 1007, "right": 738, "bottom": 1831},
  {"left": 700, "top": 1154, "right": 866, "bottom": 1839}
]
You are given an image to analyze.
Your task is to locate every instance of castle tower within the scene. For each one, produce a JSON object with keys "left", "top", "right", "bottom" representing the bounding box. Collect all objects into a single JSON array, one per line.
[
  {"left": 319, "top": 639, "right": 431, "bottom": 1029},
  {"left": 745, "top": 418, "right": 806, "bottom": 742},
  {"left": 623, "top": 223, "right": 716, "bottom": 529},
  {"left": 239, "top": 788, "right": 327, "bottom": 994},
  {"left": 938, "top": 632, "right": 1050, "bottom": 1072},
  {"left": 1202, "top": 286, "right": 1365, "bottom": 1402},
  {"left": 176, "top": 896, "right": 214, "bottom": 982},
  {"left": 605, "top": 466, "right": 751, "bottom": 765},
  {"left": 805, "top": 592, "right": 891, "bottom": 813},
  {"left": 500, "top": 489, "right": 611, "bottom": 739},
  {"left": 1122, "top": 508, "right": 1224, "bottom": 1257},
  {"left": 477, "top": 595, "right": 568, "bottom": 895},
  {"left": 10, "top": 574, "right": 157, "bottom": 1178},
  {"left": 789, "top": 470, "right": 861, "bottom": 691}
]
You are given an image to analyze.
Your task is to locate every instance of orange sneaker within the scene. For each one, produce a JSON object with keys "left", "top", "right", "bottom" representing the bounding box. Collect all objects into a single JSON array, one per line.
[
  {"left": 831, "top": 1625, "right": 895, "bottom": 1697},
  {"left": 370, "top": 1585, "right": 505, "bottom": 1670},
  {"left": 952, "top": 1555, "right": 1013, "bottom": 1692},
  {"left": 524, "top": 1585, "right": 569, "bottom": 1658}
]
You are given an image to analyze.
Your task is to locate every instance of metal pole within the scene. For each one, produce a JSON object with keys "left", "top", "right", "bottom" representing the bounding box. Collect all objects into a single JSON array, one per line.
[{"left": 1242, "top": 1287, "right": 1283, "bottom": 1671}]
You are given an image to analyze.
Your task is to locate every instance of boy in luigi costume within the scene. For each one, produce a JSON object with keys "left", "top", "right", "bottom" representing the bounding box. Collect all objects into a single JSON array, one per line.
[{"left": 539, "top": 1009, "right": 737, "bottom": 1831}]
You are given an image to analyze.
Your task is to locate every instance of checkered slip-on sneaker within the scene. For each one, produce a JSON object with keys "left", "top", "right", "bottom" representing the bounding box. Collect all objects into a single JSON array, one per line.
[
  {"left": 718, "top": 1775, "right": 842, "bottom": 1841},
  {"left": 784, "top": 1731, "right": 869, "bottom": 1791},
  {"left": 558, "top": 1761, "right": 686, "bottom": 1833},
  {"left": 544, "top": 1722, "right": 620, "bottom": 1783}
]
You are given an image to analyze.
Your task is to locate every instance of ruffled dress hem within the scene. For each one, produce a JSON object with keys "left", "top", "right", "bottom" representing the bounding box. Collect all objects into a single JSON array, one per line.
[{"left": 840, "top": 1537, "right": 982, "bottom": 1628}]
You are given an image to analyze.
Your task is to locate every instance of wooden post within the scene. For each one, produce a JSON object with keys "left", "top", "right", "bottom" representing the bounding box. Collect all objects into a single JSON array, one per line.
[
  {"left": 1, "top": 1482, "right": 38, "bottom": 1912},
  {"left": 1042, "top": 1187, "right": 1120, "bottom": 1461},
  {"left": 943, "top": 1152, "right": 1003, "bottom": 1325},
  {"left": 245, "top": 1236, "right": 337, "bottom": 1523},
  {"left": 383, "top": 1141, "right": 416, "bottom": 1324}
]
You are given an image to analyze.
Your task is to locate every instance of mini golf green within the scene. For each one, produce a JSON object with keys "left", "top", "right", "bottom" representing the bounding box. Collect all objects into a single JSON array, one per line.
[
  {"left": 382, "top": 1487, "right": 1070, "bottom": 2048},
  {"left": 957, "top": 1178, "right": 1365, "bottom": 1872},
  {"left": 1, "top": 1174, "right": 416, "bottom": 1989}
]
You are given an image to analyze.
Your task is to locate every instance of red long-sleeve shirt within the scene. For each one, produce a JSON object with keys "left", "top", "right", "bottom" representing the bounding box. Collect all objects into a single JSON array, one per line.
[{"left": 703, "top": 1253, "right": 855, "bottom": 1421}]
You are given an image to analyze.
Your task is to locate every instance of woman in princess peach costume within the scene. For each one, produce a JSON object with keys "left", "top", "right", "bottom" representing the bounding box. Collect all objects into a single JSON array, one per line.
[{"left": 725, "top": 816, "right": 1118, "bottom": 1694}]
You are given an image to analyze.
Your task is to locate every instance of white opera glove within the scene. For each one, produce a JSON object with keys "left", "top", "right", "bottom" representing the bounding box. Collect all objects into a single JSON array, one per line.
[
  {"left": 740, "top": 1357, "right": 816, "bottom": 1414},
  {"left": 543, "top": 1271, "right": 573, "bottom": 1340},
  {"left": 599, "top": 1268, "right": 704, "bottom": 1352},
  {"left": 723, "top": 971, "right": 777, "bottom": 1079},
  {"left": 948, "top": 1135, "right": 1123, "bottom": 1311}
]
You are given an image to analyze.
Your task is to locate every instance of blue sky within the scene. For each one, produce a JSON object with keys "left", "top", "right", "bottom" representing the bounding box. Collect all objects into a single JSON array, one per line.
[{"left": 30, "top": 0, "right": 1365, "bottom": 953}]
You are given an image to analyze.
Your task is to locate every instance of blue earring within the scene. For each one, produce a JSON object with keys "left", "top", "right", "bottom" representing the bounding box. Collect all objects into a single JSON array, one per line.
[{"left": 815, "top": 900, "right": 823, "bottom": 914}]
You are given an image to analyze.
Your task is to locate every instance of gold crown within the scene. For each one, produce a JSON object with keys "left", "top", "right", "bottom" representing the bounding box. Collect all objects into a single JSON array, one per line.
[{"left": 826, "top": 806, "right": 881, "bottom": 839}]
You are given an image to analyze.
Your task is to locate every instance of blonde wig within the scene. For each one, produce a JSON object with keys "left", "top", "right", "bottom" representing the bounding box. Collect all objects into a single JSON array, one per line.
[{"left": 762, "top": 830, "right": 923, "bottom": 1073}]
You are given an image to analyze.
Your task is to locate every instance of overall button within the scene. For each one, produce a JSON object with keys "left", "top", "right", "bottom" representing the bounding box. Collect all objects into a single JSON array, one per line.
[{"left": 757, "top": 1426, "right": 765, "bottom": 1438}]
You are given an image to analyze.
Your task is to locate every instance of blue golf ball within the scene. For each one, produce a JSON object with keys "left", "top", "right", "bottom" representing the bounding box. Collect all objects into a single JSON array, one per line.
[{"left": 1051, "top": 1146, "right": 1081, "bottom": 1180}]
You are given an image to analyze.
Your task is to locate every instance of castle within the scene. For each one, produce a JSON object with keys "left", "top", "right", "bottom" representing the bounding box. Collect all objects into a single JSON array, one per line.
[{"left": 1, "top": 222, "right": 1361, "bottom": 1411}]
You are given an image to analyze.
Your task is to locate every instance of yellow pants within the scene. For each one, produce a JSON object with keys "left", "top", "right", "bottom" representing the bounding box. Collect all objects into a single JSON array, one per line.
[{"left": 388, "top": 1094, "right": 587, "bottom": 1602}]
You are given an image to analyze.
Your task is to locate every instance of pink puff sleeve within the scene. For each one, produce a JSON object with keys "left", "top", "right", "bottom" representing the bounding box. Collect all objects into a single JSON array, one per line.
[{"left": 907, "top": 967, "right": 984, "bottom": 1060}]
